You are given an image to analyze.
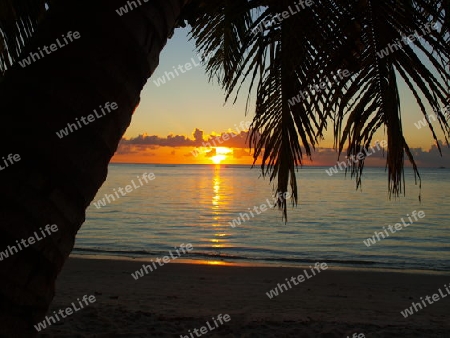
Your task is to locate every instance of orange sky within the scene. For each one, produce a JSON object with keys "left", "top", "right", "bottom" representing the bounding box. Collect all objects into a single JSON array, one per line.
[{"left": 111, "top": 127, "right": 450, "bottom": 167}]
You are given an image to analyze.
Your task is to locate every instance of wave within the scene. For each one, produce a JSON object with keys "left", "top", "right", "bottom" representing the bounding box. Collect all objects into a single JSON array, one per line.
[{"left": 75, "top": 247, "right": 443, "bottom": 271}]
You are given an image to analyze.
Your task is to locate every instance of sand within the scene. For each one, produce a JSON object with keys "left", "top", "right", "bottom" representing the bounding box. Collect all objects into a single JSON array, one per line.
[{"left": 39, "top": 256, "right": 450, "bottom": 337}]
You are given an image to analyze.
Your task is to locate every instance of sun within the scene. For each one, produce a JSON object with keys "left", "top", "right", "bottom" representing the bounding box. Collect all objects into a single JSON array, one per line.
[
  {"left": 212, "top": 155, "right": 226, "bottom": 164},
  {"left": 211, "top": 147, "right": 232, "bottom": 164}
]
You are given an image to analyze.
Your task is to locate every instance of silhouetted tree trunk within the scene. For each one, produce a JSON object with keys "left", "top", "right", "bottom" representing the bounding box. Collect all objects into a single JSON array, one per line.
[{"left": 0, "top": 0, "right": 189, "bottom": 335}]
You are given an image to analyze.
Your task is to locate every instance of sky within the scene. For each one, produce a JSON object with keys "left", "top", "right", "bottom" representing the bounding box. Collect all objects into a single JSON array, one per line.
[{"left": 111, "top": 27, "right": 450, "bottom": 167}]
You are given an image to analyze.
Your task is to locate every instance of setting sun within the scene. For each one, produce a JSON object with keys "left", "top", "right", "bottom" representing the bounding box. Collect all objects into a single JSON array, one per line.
[
  {"left": 211, "top": 147, "right": 232, "bottom": 164},
  {"left": 211, "top": 155, "right": 226, "bottom": 164}
]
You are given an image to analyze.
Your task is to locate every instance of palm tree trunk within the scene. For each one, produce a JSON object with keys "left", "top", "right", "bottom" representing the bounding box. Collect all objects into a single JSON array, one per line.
[{"left": 0, "top": 0, "right": 189, "bottom": 335}]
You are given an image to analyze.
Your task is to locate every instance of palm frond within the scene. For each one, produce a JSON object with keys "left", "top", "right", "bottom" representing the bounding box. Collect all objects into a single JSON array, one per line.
[
  {"left": 188, "top": 0, "right": 449, "bottom": 219},
  {"left": 0, "top": 0, "right": 55, "bottom": 78},
  {"left": 332, "top": 0, "right": 449, "bottom": 195},
  {"left": 188, "top": 0, "right": 450, "bottom": 217}
]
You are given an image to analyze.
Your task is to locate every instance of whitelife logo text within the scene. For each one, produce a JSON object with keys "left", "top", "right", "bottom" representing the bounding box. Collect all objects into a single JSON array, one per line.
[
  {"left": 0, "top": 153, "right": 21, "bottom": 172},
  {"left": 56, "top": 102, "right": 118, "bottom": 139},
  {"left": 93, "top": 172, "right": 155, "bottom": 209},
  {"left": 363, "top": 210, "right": 425, "bottom": 247},
  {"left": 0, "top": 224, "right": 59, "bottom": 262},
  {"left": 180, "top": 314, "right": 231, "bottom": 338},
  {"left": 131, "top": 243, "right": 193, "bottom": 280},
  {"left": 34, "top": 295, "right": 96, "bottom": 332}
]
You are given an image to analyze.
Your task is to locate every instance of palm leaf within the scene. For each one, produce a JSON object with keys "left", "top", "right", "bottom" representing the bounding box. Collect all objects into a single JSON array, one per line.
[
  {"left": 188, "top": 0, "right": 449, "bottom": 219},
  {"left": 0, "top": 0, "right": 55, "bottom": 78}
]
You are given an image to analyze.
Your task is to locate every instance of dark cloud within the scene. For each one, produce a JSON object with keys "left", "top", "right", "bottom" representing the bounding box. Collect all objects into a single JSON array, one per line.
[
  {"left": 233, "top": 148, "right": 252, "bottom": 159},
  {"left": 205, "top": 148, "right": 216, "bottom": 158},
  {"left": 119, "top": 128, "right": 252, "bottom": 149},
  {"left": 117, "top": 130, "right": 450, "bottom": 167},
  {"left": 316, "top": 140, "right": 450, "bottom": 167},
  {"left": 410, "top": 141, "right": 450, "bottom": 167},
  {"left": 121, "top": 134, "right": 197, "bottom": 147},
  {"left": 193, "top": 128, "right": 204, "bottom": 143},
  {"left": 201, "top": 131, "right": 249, "bottom": 149}
]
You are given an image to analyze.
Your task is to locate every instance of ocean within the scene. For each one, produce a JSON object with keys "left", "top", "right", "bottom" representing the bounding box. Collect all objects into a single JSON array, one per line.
[{"left": 73, "top": 164, "right": 450, "bottom": 272}]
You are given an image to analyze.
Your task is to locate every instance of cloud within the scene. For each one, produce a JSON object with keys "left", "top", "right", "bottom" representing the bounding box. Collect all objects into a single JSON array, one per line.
[
  {"left": 115, "top": 127, "right": 254, "bottom": 161},
  {"left": 233, "top": 148, "right": 252, "bottom": 159},
  {"left": 121, "top": 133, "right": 197, "bottom": 147},
  {"left": 193, "top": 128, "right": 204, "bottom": 143},
  {"left": 316, "top": 140, "right": 450, "bottom": 167},
  {"left": 116, "top": 128, "right": 450, "bottom": 168},
  {"left": 409, "top": 141, "right": 450, "bottom": 167},
  {"left": 118, "top": 128, "right": 252, "bottom": 151},
  {"left": 205, "top": 148, "right": 216, "bottom": 158}
]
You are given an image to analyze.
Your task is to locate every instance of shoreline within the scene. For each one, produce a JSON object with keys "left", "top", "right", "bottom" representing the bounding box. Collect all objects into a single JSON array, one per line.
[{"left": 70, "top": 253, "right": 450, "bottom": 275}]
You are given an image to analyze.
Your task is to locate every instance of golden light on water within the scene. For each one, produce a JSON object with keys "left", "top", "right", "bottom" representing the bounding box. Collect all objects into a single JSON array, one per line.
[
  {"left": 210, "top": 166, "right": 229, "bottom": 253},
  {"left": 195, "top": 260, "right": 233, "bottom": 266}
]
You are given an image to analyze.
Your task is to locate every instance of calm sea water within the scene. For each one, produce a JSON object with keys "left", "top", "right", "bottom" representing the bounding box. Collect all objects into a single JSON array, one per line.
[{"left": 73, "top": 164, "right": 450, "bottom": 271}]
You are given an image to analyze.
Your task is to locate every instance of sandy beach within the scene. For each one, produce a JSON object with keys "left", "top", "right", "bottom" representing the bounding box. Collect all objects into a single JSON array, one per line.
[{"left": 39, "top": 257, "right": 450, "bottom": 337}]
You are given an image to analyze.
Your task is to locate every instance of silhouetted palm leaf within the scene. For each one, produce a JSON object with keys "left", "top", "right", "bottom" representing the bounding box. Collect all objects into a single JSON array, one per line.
[
  {"left": 0, "top": 0, "right": 55, "bottom": 77},
  {"left": 189, "top": 0, "right": 449, "bottom": 219}
]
